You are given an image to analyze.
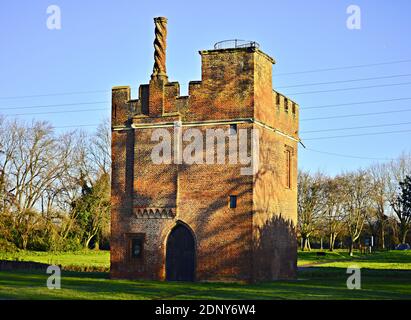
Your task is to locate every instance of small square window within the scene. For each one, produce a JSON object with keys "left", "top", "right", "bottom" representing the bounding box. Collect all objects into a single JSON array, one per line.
[
  {"left": 229, "top": 195, "right": 237, "bottom": 208},
  {"left": 229, "top": 124, "right": 237, "bottom": 135},
  {"left": 131, "top": 238, "right": 143, "bottom": 258}
]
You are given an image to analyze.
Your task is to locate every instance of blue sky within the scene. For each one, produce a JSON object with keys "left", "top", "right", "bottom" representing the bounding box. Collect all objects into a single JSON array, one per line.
[{"left": 1, "top": 0, "right": 410, "bottom": 175}]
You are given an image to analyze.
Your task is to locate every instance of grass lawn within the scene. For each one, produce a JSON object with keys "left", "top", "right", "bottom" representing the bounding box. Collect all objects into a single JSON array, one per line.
[
  {"left": 0, "top": 249, "right": 410, "bottom": 299},
  {"left": 0, "top": 250, "right": 110, "bottom": 271},
  {"left": 298, "top": 250, "right": 411, "bottom": 270}
]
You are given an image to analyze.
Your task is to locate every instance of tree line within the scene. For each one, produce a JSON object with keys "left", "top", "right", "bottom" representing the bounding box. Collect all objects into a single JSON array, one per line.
[
  {"left": 1, "top": 115, "right": 410, "bottom": 254},
  {"left": 0, "top": 117, "right": 111, "bottom": 251},
  {"left": 298, "top": 156, "right": 411, "bottom": 255}
]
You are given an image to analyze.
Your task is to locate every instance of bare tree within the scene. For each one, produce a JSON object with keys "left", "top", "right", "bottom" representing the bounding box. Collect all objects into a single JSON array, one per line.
[
  {"left": 322, "top": 176, "right": 346, "bottom": 251},
  {"left": 88, "top": 119, "right": 111, "bottom": 175},
  {"left": 341, "top": 170, "right": 372, "bottom": 256},
  {"left": 368, "top": 163, "right": 390, "bottom": 249},
  {"left": 0, "top": 120, "right": 76, "bottom": 248},
  {"left": 297, "top": 171, "right": 324, "bottom": 251},
  {"left": 387, "top": 154, "right": 411, "bottom": 245}
]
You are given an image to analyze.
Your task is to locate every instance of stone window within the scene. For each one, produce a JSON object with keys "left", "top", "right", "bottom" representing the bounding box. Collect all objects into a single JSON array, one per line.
[
  {"left": 127, "top": 233, "right": 145, "bottom": 259},
  {"left": 276, "top": 93, "right": 280, "bottom": 109},
  {"left": 229, "top": 124, "right": 237, "bottom": 135},
  {"left": 131, "top": 238, "right": 143, "bottom": 258},
  {"left": 229, "top": 195, "right": 237, "bottom": 208},
  {"left": 284, "top": 98, "right": 289, "bottom": 113}
]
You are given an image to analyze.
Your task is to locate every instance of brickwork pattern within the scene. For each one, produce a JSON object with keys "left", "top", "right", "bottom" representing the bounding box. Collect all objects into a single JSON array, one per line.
[{"left": 111, "top": 43, "right": 299, "bottom": 282}]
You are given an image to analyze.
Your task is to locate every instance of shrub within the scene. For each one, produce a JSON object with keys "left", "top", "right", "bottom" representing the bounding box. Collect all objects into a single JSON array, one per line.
[{"left": 0, "top": 239, "right": 19, "bottom": 253}]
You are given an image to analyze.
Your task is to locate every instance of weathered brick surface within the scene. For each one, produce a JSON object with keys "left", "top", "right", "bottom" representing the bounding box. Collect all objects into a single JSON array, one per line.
[{"left": 111, "top": 44, "right": 299, "bottom": 282}]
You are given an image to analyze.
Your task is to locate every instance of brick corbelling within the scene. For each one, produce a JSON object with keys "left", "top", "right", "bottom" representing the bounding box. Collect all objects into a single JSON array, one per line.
[{"left": 133, "top": 207, "right": 175, "bottom": 219}]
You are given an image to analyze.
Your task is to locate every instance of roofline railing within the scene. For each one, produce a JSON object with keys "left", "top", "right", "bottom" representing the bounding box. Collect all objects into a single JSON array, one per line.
[{"left": 213, "top": 39, "right": 260, "bottom": 50}]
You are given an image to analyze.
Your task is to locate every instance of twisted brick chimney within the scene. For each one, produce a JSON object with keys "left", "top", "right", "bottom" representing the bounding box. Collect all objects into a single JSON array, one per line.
[{"left": 151, "top": 17, "right": 168, "bottom": 79}]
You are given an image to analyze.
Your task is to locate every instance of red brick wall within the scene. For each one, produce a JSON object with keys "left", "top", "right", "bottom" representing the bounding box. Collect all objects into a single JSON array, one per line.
[{"left": 110, "top": 46, "right": 299, "bottom": 282}]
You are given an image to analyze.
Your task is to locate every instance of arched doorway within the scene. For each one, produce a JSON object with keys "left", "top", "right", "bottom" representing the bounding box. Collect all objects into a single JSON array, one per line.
[{"left": 166, "top": 224, "right": 196, "bottom": 281}]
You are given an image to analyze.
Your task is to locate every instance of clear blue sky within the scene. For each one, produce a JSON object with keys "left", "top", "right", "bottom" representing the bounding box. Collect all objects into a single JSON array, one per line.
[{"left": 1, "top": 0, "right": 410, "bottom": 175}]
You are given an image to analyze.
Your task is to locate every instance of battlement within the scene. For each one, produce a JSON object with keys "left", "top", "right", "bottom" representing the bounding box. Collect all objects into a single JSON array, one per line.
[{"left": 111, "top": 22, "right": 298, "bottom": 139}]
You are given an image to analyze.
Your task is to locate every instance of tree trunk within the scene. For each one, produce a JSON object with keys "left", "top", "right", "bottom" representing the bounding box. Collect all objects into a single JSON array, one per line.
[
  {"left": 380, "top": 226, "right": 385, "bottom": 249},
  {"left": 302, "top": 235, "right": 311, "bottom": 251},
  {"left": 401, "top": 227, "right": 409, "bottom": 245},
  {"left": 84, "top": 235, "right": 93, "bottom": 249},
  {"left": 349, "top": 239, "right": 354, "bottom": 256},
  {"left": 22, "top": 237, "right": 28, "bottom": 250},
  {"left": 329, "top": 233, "right": 336, "bottom": 252}
]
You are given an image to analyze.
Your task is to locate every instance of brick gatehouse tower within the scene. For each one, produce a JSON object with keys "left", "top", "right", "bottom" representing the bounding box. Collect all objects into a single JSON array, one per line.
[{"left": 110, "top": 17, "right": 299, "bottom": 282}]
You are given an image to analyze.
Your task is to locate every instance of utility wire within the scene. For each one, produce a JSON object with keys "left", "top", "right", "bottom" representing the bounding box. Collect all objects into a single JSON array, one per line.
[
  {"left": 277, "top": 73, "right": 411, "bottom": 89},
  {"left": 303, "top": 128, "right": 411, "bottom": 140},
  {"left": 301, "top": 121, "right": 411, "bottom": 133},
  {"left": 288, "top": 81, "right": 411, "bottom": 96},
  {"left": 0, "top": 89, "right": 111, "bottom": 100},
  {"left": 303, "top": 147, "right": 395, "bottom": 161},
  {"left": 53, "top": 124, "right": 100, "bottom": 129},
  {"left": 303, "top": 97, "right": 411, "bottom": 110},
  {"left": 1, "top": 96, "right": 411, "bottom": 112},
  {"left": 0, "top": 101, "right": 109, "bottom": 111},
  {"left": 274, "top": 59, "right": 411, "bottom": 76},
  {"left": 0, "top": 88, "right": 137, "bottom": 100},
  {"left": 301, "top": 108, "right": 411, "bottom": 121},
  {"left": 6, "top": 108, "right": 108, "bottom": 117}
]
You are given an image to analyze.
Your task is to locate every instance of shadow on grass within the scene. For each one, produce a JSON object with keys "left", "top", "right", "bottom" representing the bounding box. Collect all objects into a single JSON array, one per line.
[{"left": 0, "top": 267, "right": 410, "bottom": 300}]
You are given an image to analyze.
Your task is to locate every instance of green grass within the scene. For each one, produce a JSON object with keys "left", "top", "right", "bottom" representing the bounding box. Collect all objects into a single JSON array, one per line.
[
  {"left": 0, "top": 268, "right": 409, "bottom": 300},
  {"left": 0, "top": 250, "right": 110, "bottom": 271},
  {"left": 0, "top": 249, "right": 410, "bottom": 299},
  {"left": 298, "top": 249, "right": 411, "bottom": 270}
]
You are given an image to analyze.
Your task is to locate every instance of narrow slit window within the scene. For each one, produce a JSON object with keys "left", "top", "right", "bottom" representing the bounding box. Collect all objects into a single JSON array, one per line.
[
  {"left": 229, "top": 195, "right": 237, "bottom": 208},
  {"left": 285, "top": 150, "right": 291, "bottom": 189},
  {"left": 284, "top": 98, "right": 289, "bottom": 112}
]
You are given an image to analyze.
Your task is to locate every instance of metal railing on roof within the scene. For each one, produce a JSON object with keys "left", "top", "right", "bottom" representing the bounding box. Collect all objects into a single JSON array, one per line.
[{"left": 213, "top": 39, "right": 260, "bottom": 50}]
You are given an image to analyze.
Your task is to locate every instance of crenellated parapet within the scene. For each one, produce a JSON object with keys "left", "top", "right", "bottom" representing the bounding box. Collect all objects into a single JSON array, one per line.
[{"left": 111, "top": 18, "right": 299, "bottom": 142}]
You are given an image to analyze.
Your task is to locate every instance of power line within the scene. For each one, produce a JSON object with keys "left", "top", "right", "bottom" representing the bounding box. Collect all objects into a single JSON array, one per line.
[
  {"left": 303, "top": 97, "right": 411, "bottom": 110},
  {"left": 301, "top": 121, "right": 411, "bottom": 133},
  {"left": 274, "top": 59, "right": 411, "bottom": 76},
  {"left": 303, "top": 128, "right": 411, "bottom": 141},
  {"left": 53, "top": 124, "right": 100, "bottom": 129},
  {"left": 0, "top": 87, "right": 139, "bottom": 100},
  {"left": 0, "top": 101, "right": 109, "bottom": 111},
  {"left": 0, "top": 89, "right": 111, "bottom": 100},
  {"left": 5, "top": 108, "right": 108, "bottom": 117},
  {"left": 301, "top": 108, "right": 411, "bottom": 121},
  {"left": 303, "top": 147, "right": 394, "bottom": 161},
  {"left": 276, "top": 73, "right": 411, "bottom": 89},
  {"left": 288, "top": 81, "right": 411, "bottom": 96},
  {"left": 1, "top": 96, "right": 411, "bottom": 113}
]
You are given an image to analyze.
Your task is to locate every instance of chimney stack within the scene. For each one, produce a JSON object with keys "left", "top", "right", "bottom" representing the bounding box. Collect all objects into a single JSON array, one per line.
[{"left": 151, "top": 17, "right": 168, "bottom": 80}]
